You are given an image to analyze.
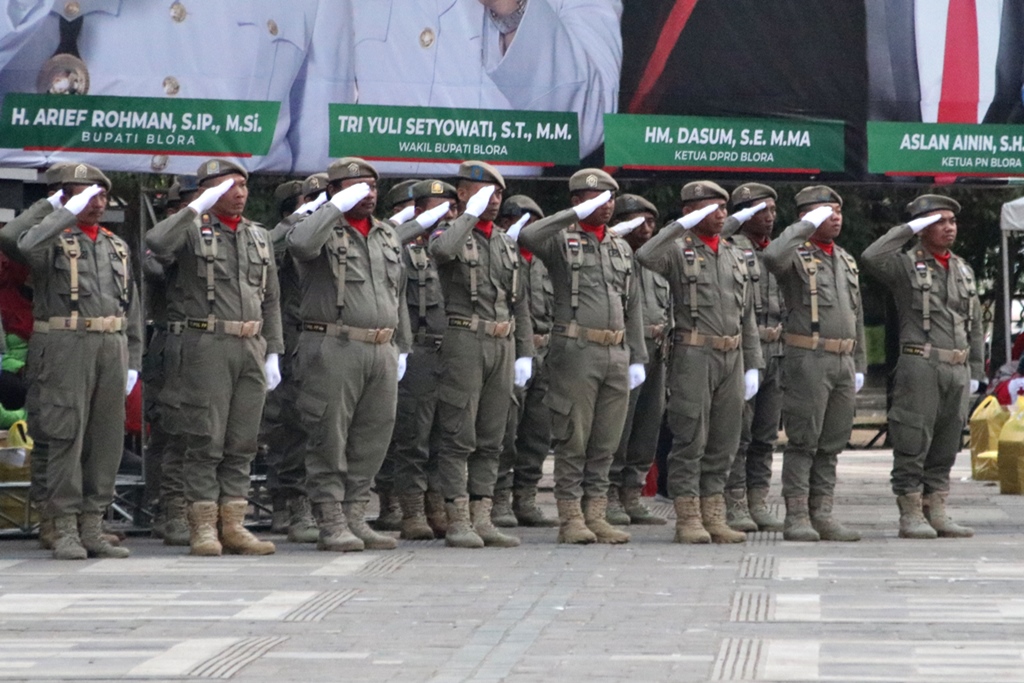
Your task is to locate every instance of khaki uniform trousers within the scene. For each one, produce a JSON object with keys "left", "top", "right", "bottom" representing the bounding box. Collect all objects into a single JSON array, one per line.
[
  {"left": 610, "top": 337, "right": 666, "bottom": 490},
  {"left": 262, "top": 325, "right": 307, "bottom": 500},
  {"left": 727, "top": 353, "right": 783, "bottom": 491},
  {"left": 154, "top": 331, "right": 187, "bottom": 502},
  {"left": 391, "top": 341, "right": 443, "bottom": 495},
  {"left": 496, "top": 354, "right": 551, "bottom": 491}
]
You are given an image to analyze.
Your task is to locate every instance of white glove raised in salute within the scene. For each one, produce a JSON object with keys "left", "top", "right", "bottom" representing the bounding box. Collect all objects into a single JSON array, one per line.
[
  {"left": 389, "top": 205, "right": 416, "bottom": 226},
  {"left": 415, "top": 202, "right": 451, "bottom": 229},
  {"left": 464, "top": 185, "right": 496, "bottom": 218},
  {"left": 675, "top": 203, "right": 719, "bottom": 230},
  {"left": 329, "top": 183, "right": 371, "bottom": 213},
  {"left": 64, "top": 185, "right": 104, "bottom": 215},
  {"left": 908, "top": 213, "right": 942, "bottom": 234},
  {"left": 47, "top": 189, "right": 65, "bottom": 210},
  {"left": 609, "top": 216, "right": 645, "bottom": 237},
  {"left": 803, "top": 206, "right": 833, "bottom": 228},
  {"left": 572, "top": 190, "right": 611, "bottom": 221},
  {"left": 296, "top": 191, "right": 328, "bottom": 216},
  {"left": 730, "top": 201, "right": 767, "bottom": 225},
  {"left": 187, "top": 178, "right": 233, "bottom": 215},
  {"left": 505, "top": 214, "right": 530, "bottom": 243}
]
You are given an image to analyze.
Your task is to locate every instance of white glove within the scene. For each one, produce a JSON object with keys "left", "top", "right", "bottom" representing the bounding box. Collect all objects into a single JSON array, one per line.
[
  {"left": 125, "top": 369, "right": 138, "bottom": 396},
  {"left": 855, "top": 372, "right": 865, "bottom": 394},
  {"left": 628, "top": 363, "right": 646, "bottom": 390},
  {"left": 573, "top": 190, "right": 612, "bottom": 221},
  {"left": 398, "top": 353, "right": 408, "bottom": 382},
  {"left": 329, "top": 182, "right": 371, "bottom": 213},
  {"left": 908, "top": 213, "right": 943, "bottom": 234},
  {"left": 730, "top": 201, "right": 767, "bottom": 225},
  {"left": 744, "top": 368, "right": 760, "bottom": 401},
  {"left": 609, "top": 216, "right": 645, "bottom": 237},
  {"left": 677, "top": 203, "right": 720, "bottom": 230},
  {"left": 415, "top": 201, "right": 451, "bottom": 229},
  {"left": 1008, "top": 377, "right": 1024, "bottom": 398},
  {"left": 64, "top": 184, "right": 104, "bottom": 215},
  {"left": 505, "top": 213, "right": 530, "bottom": 243},
  {"left": 188, "top": 178, "right": 233, "bottom": 215},
  {"left": 295, "top": 191, "right": 328, "bottom": 215},
  {"left": 47, "top": 189, "right": 64, "bottom": 210},
  {"left": 970, "top": 379, "right": 980, "bottom": 394},
  {"left": 264, "top": 353, "right": 281, "bottom": 391},
  {"left": 464, "top": 185, "right": 496, "bottom": 218},
  {"left": 803, "top": 206, "right": 833, "bottom": 228},
  {"left": 389, "top": 205, "right": 416, "bottom": 225}
]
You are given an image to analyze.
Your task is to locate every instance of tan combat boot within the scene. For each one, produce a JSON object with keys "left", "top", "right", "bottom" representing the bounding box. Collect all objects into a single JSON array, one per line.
[
  {"left": 490, "top": 488, "right": 518, "bottom": 528},
  {"left": 583, "top": 496, "right": 630, "bottom": 544},
  {"left": 604, "top": 485, "right": 632, "bottom": 525},
  {"left": 398, "top": 492, "right": 435, "bottom": 540},
  {"left": 163, "top": 496, "right": 191, "bottom": 547},
  {"left": 922, "top": 491, "right": 974, "bottom": 538},
  {"left": 286, "top": 495, "right": 319, "bottom": 543},
  {"left": 219, "top": 499, "right": 275, "bottom": 555},
  {"left": 372, "top": 487, "right": 403, "bottom": 531},
  {"left": 444, "top": 497, "right": 484, "bottom": 548},
  {"left": 556, "top": 498, "right": 597, "bottom": 544},
  {"left": 345, "top": 501, "right": 398, "bottom": 549},
  {"left": 38, "top": 513, "right": 56, "bottom": 550},
  {"left": 701, "top": 494, "right": 746, "bottom": 543},
  {"left": 622, "top": 486, "right": 667, "bottom": 525},
  {"left": 312, "top": 501, "right": 364, "bottom": 552},
  {"left": 52, "top": 514, "right": 87, "bottom": 560},
  {"left": 673, "top": 496, "right": 711, "bottom": 544},
  {"left": 512, "top": 486, "right": 558, "bottom": 527},
  {"left": 725, "top": 488, "right": 759, "bottom": 532},
  {"left": 187, "top": 501, "right": 223, "bottom": 556},
  {"left": 425, "top": 490, "right": 448, "bottom": 538},
  {"left": 896, "top": 492, "right": 938, "bottom": 539},
  {"left": 270, "top": 492, "right": 289, "bottom": 534},
  {"left": 79, "top": 512, "right": 130, "bottom": 558},
  {"left": 471, "top": 498, "right": 521, "bottom": 547},
  {"left": 783, "top": 496, "right": 820, "bottom": 542},
  {"left": 809, "top": 495, "right": 860, "bottom": 542},
  {"left": 747, "top": 487, "right": 784, "bottom": 532}
]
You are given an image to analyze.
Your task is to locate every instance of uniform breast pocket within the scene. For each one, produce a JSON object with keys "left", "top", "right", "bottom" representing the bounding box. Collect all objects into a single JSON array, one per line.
[
  {"left": 607, "top": 253, "right": 632, "bottom": 294},
  {"left": 845, "top": 271, "right": 862, "bottom": 310},
  {"left": 193, "top": 239, "right": 230, "bottom": 280},
  {"left": 800, "top": 269, "right": 834, "bottom": 308},
  {"left": 383, "top": 244, "right": 403, "bottom": 289},
  {"left": 731, "top": 267, "right": 747, "bottom": 308},
  {"left": 52, "top": 253, "right": 92, "bottom": 298}
]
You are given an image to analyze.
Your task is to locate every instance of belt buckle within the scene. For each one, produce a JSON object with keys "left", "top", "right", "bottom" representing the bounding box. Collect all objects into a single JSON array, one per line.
[
  {"left": 842, "top": 339, "right": 854, "bottom": 354},
  {"left": 954, "top": 349, "right": 967, "bottom": 364},
  {"left": 373, "top": 328, "right": 389, "bottom": 344},
  {"left": 240, "top": 321, "right": 258, "bottom": 337},
  {"left": 494, "top": 321, "right": 511, "bottom": 338}
]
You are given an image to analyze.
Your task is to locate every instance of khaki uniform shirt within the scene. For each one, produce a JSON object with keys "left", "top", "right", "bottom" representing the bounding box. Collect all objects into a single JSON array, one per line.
[
  {"left": 0, "top": 197, "right": 53, "bottom": 263},
  {"left": 404, "top": 236, "right": 447, "bottom": 341},
  {"left": 724, "top": 218, "right": 786, "bottom": 358},
  {"left": 637, "top": 257, "right": 673, "bottom": 360}
]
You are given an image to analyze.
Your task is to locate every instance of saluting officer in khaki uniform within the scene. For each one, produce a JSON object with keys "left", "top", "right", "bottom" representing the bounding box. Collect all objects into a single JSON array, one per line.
[
  {"left": 429, "top": 161, "right": 535, "bottom": 549},
  {"left": 146, "top": 158, "right": 283, "bottom": 557},
  {"left": 18, "top": 163, "right": 142, "bottom": 560},
  {"left": 637, "top": 181, "right": 763, "bottom": 545},
  {"left": 721, "top": 183, "right": 786, "bottom": 533},
  {"left": 763, "top": 186, "right": 866, "bottom": 543},
  {"left": 862, "top": 195, "right": 983, "bottom": 539},
  {"left": 606, "top": 194, "right": 672, "bottom": 527},
  {"left": 519, "top": 169, "right": 647, "bottom": 545}
]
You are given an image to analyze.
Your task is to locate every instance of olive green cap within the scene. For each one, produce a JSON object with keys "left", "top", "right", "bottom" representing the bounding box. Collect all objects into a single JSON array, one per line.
[
  {"left": 44, "top": 162, "right": 72, "bottom": 187},
  {"left": 499, "top": 195, "right": 545, "bottom": 219},
  {"left": 730, "top": 182, "right": 777, "bottom": 209},
  {"left": 906, "top": 194, "right": 961, "bottom": 218},
  {"left": 327, "top": 157, "right": 379, "bottom": 182},
  {"left": 301, "top": 173, "right": 329, "bottom": 198},
  {"left": 613, "top": 194, "right": 659, "bottom": 220},
  {"left": 59, "top": 162, "right": 112, "bottom": 191},
  {"left": 457, "top": 160, "right": 506, "bottom": 189},
  {"left": 568, "top": 168, "right": 619, "bottom": 193},
  {"left": 412, "top": 179, "right": 458, "bottom": 202},
  {"left": 196, "top": 158, "right": 248, "bottom": 184},
  {"left": 794, "top": 185, "right": 843, "bottom": 209},
  {"left": 680, "top": 180, "right": 729, "bottom": 204},
  {"left": 383, "top": 179, "right": 418, "bottom": 210},
  {"left": 274, "top": 180, "right": 304, "bottom": 206}
]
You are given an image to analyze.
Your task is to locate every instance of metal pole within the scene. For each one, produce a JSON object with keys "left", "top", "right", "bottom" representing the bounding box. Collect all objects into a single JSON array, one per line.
[{"left": 1003, "top": 230, "right": 1013, "bottom": 366}]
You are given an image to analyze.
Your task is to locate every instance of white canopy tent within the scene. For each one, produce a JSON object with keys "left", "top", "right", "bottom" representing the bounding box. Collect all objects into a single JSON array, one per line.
[{"left": 1000, "top": 196, "right": 1024, "bottom": 363}]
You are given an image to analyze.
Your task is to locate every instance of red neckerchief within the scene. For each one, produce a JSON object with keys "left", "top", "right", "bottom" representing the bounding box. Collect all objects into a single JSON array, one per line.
[
  {"left": 932, "top": 250, "right": 951, "bottom": 270},
  {"left": 580, "top": 221, "right": 606, "bottom": 243},
  {"left": 754, "top": 236, "right": 770, "bottom": 250},
  {"left": 475, "top": 221, "right": 494, "bottom": 239},
  {"left": 696, "top": 232, "right": 719, "bottom": 254},
  {"left": 346, "top": 215, "right": 371, "bottom": 238},
  {"left": 77, "top": 222, "right": 99, "bottom": 242},
  {"left": 215, "top": 213, "right": 242, "bottom": 232},
  {"left": 810, "top": 238, "right": 834, "bottom": 256},
  {"left": 520, "top": 247, "right": 533, "bottom": 263}
]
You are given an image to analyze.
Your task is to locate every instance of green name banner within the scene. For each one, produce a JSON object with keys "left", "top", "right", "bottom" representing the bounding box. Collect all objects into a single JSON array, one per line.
[
  {"left": 868, "top": 121, "right": 1024, "bottom": 175},
  {"left": 329, "top": 104, "right": 579, "bottom": 166},
  {"left": 603, "top": 114, "right": 846, "bottom": 173},
  {"left": 0, "top": 93, "right": 279, "bottom": 156}
]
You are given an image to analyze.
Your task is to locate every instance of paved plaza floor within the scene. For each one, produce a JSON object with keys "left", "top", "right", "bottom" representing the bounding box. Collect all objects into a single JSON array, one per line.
[{"left": 0, "top": 449, "right": 1022, "bottom": 682}]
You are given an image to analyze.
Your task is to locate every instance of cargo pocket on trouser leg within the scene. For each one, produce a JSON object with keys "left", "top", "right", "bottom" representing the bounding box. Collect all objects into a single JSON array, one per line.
[
  {"left": 542, "top": 391, "right": 575, "bottom": 446},
  {"left": 38, "top": 392, "right": 80, "bottom": 514},
  {"left": 888, "top": 406, "right": 928, "bottom": 456}
]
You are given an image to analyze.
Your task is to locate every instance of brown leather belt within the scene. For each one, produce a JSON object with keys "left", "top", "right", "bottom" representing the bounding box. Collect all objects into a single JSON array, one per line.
[
  {"left": 553, "top": 322, "right": 624, "bottom": 346},
  {"left": 644, "top": 323, "right": 667, "bottom": 340},
  {"left": 533, "top": 333, "right": 550, "bottom": 349},
  {"left": 302, "top": 322, "right": 394, "bottom": 344},
  {"left": 672, "top": 330, "right": 741, "bottom": 352},
  {"left": 414, "top": 331, "right": 444, "bottom": 348},
  {"left": 784, "top": 333, "right": 855, "bottom": 355},
  {"left": 447, "top": 316, "right": 515, "bottom": 339},
  {"left": 34, "top": 316, "right": 124, "bottom": 334},
  {"left": 901, "top": 343, "right": 968, "bottom": 365},
  {"left": 758, "top": 325, "right": 783, "bottom": 343}
]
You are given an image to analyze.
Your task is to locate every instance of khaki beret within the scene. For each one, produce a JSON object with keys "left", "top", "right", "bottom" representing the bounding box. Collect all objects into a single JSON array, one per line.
[
  {"left": 680, "top": 180, "right": 729, "bottom": 204},
  {"left": 906, "top": 194, "right": 961, "bottom": 218},
  {"left": 412, "top": 179, "right": 458, "bottom": 202},
  {"left": 59, "top": 162, "right": 111, "bottom": 191},
  {"left": 327, "top": 156, "right": 379, "bottom": 182},
  {"left": 274, "top": 180, "right": 304, "bottom": 206},
  {"left": 44, "top": 162, "right": 72, "bottom": 187},
  {"left": 613, "top": 193, "right": 659, "bottom": 220},
  {"left": 794, "top": 185, "right": 843, "bottom": 209},
  {"left": 568, "top": 168, "right": 619, "bottom": 193},
  {"left": 196, "top": 158, "right": 248, "bottom": 184},
  {"left": 499, "top": 194, "right": 545, "bottom": 220},
  {"left": 730, "top": 182, "right": 777, "bottom": 208},
  {"left": 301, "top": 173, "right": 328, "bottom": 198},
  {"left": 457, "top": 160, "right": 506, "bottom": 189},
  {"left": 383, "top": 179, "right": 418, "bottom": 210}
]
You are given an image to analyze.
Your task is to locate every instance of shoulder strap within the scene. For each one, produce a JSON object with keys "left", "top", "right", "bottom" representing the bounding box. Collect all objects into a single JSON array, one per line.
[
  {"left": 463, "top": 232, "right": 480, "bottom": 306},
  {"left": 198, "top": 214, "right": 218, "bottom": 326},
  {"left": 680, "top": 233, "right": 701, "bottom": 345},
  {"left": 797, "top": 242, "right": 819, "bottom": 340},
  {"left": 247, "top": 225, "right": 271, "bottom": 301},
  {"left": 59, "top": 230, "right": 81, "bottom": 321},
  {"left": 501, "top": 235, "right": 519, "bottom": 304},
  {"left": 104, "top": 231, "right": 130, "bottom": 311},
  {"left": 564, "top": 228, "right": 583, "bottom": 317},
  {"left": 912, "top": 247, "right": 933, "bottom": 336},
  {"left": 408, "top": 243, "right": 429, "bottom": 326},
  {"left": 330, "top": 225, "right": 350, "bottom": 321}
]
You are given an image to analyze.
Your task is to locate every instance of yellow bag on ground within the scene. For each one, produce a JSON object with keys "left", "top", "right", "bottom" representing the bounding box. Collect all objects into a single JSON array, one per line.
[
  {"left": 997, "top": 397, "right": 1024, "bottom": 494},
  {"left": 0, "top": 420, "right": 34, "bottom": 530},
  {"left": 970, "top": 395, "right": 1007, "bottom": 481}
]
